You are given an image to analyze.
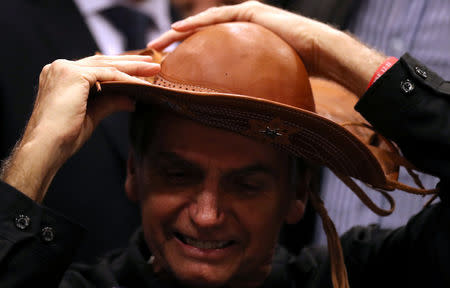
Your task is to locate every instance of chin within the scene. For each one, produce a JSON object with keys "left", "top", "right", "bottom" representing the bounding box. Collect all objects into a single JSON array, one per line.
[
  {"left": 179, "top": 278, "right": 227, "bottom": 288},
  {"left": 172, "top": 265, "right": 267, "bottom": 288},
  {"left": 168, "top": 262, "right": 240, "bottom": 288}
]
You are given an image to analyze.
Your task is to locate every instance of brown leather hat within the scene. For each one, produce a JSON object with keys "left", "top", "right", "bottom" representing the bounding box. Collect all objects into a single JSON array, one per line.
[{"left": 100, "top": 22, "right": 401, "bottom": 191}]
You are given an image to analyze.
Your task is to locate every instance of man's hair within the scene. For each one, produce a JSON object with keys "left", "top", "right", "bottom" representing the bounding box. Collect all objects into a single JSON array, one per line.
[{"left": 129, "top": 102, "right": 159, "bottom": 160}]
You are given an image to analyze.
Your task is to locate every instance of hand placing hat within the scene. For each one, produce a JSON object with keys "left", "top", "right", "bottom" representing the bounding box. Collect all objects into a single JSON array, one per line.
[
  {"left": 148, "top": 0, "right": 386, "bottom": 97},
  {"left": 0, "top": 55, "right": 160, "bottom": 202}
]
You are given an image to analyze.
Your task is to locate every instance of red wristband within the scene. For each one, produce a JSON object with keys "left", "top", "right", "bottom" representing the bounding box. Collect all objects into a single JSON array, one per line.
[{"left": 367, "top": 56, "right": 398, "bottom": 88}]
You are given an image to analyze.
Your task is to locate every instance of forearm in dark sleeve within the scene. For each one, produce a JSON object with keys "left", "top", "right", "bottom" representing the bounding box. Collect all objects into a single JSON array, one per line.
[
  {"left": 0, "top": 181, "right": 85, "bottom": 287},
  {"left": 337, "top": 202, "right": 450, "bottom": 287},
  {"left": 355, "top": 53, "right": 450, "bottom": 183},
  {"left": 350, "top": 53, "right": 450, "bottom": 286}
]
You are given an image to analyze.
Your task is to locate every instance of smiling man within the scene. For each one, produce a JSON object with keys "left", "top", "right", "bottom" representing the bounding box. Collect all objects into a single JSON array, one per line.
[
  {"left": 119, "top": 22, "right": 312, "bottom": 287},
  {"left": 128, "top": 111, "right": 301, "bottom": 287},
  {"left": 0, "top": 2, "right": 449, "bottom": 288}
]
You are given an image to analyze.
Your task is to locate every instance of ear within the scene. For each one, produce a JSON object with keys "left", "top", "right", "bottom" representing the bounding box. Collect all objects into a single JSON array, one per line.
[
  {"left": 284, "top": 197, "right": 307, "bottom": 224},
  {"left": 284, "top": 170, "right": 311, "bottom": 224},
  {"left": 125, "top": 150, "right": 139, "bottom": 203}
]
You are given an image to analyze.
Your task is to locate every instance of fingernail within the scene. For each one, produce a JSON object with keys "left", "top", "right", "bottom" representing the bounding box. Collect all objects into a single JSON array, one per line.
[
  {"left": 147, "top": 39, "right": 157, "bottom": 47},
  {"left": 171, "top": 20, "right": 184, "bottom": 28}
]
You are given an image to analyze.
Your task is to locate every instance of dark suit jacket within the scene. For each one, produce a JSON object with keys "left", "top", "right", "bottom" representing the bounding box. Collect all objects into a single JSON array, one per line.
[{"left": 0, "top": 0, "right": 141, "bottom": 262}]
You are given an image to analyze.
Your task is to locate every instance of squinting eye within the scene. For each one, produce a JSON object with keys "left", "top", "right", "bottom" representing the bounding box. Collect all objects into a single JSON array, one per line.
[
  {"left": 165, "top": 168, "right": 184, "bottom": 177},
  {"left": 160, "top": 167, "right": 198, "bottom": 185},
  {"left": 164, "top": 168, "right": 186, "bottom": 179},
  {"left": 239, "top": 181, "right": 263, "bottom": 191},
  {"left": 234, "top": 177, "right": 267, "bottom": 196}
]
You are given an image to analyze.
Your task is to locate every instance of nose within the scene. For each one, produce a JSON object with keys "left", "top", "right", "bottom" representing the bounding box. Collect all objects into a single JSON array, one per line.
[{"left": 188, "top": 187, "right": 225, "bottom": 228}]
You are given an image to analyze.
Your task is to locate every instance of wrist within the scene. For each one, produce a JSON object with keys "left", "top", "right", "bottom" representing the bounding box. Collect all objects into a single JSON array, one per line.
[
  {"left": 367, "top": 56, "right": 398, "bottom": 88},
  {"left": 317, "top": 29, "right": 386, "bottom": 97},
  {"left": 2, "top": 127, "right": 65, "bottom": 202}
]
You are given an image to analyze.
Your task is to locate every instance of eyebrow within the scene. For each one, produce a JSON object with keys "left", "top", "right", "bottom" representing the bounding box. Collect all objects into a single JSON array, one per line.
[
  {"left": 150, "top": 151, "right": 203, "bottom": 172},
  {"left": 151, "top": 151, "right": 278, "bottom": 178},
  {"left": 226, "top": 164, "right": 278, "bottom": 179}
]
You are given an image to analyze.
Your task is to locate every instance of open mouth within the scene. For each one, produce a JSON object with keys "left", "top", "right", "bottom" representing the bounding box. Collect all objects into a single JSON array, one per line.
[{"left": 175, "top": 232, "right": 235, "bottom": 249}]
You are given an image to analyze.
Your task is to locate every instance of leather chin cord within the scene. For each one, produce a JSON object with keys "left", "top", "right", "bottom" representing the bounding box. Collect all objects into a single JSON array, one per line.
[
  {"left": 309, "top": 191, "right": 350, "bottom": 288},
  {"left": 311, "top": 122, "right": 439, "bottom": 288}
]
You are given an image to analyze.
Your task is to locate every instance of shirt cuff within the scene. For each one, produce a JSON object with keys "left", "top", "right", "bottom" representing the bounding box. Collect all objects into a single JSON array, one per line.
[{"left": 0, "top": 180, "right": 85, "bottom": 257}]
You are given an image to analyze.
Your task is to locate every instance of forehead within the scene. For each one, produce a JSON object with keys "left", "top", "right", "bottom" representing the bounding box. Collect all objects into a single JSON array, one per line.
[{"left": 148, "top": 112, "right": 290, "bottom": 170}]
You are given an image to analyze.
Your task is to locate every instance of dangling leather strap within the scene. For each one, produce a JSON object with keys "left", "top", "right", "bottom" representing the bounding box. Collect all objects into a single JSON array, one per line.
[
  {"left": 309, "top": 190, "right": 350, "bottom": 288},
  {"left": 336, "top": 174, "right": 396, "bottom": 216},
  {"left": 368, "top": 146, "right": 439, "bottom": 195},
  {"left": 386, "top": 178, "right": 439, "bottom": 195},
  {"left": 341, "top": 122, "right": 439, "bottom": 196}
]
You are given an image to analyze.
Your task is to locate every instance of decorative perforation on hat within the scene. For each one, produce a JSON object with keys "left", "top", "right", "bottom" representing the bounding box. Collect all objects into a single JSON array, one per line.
[{"left": 153, "top": 75, "right": 219, "bottom": 93}]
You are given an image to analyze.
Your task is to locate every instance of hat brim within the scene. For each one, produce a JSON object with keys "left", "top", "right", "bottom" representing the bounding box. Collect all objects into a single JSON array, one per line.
[{"left": 98, "top": 78, "right": 396, "bottom": 189}]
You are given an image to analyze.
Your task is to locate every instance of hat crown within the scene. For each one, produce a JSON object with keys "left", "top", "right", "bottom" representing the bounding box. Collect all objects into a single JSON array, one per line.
[{"left": 159, "top": 22, "right": 315, "bottom": 111}]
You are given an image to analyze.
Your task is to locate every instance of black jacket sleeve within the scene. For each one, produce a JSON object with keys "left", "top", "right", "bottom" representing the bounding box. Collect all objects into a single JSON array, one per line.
[
  {"left": 0, "top": 181, "right": 85, "bottom": 287},
  {"left": 355, "top": 53, "right": 450, "bottom": 187},
  {"left": 298, "top": 54, "right": 450, "bottom": 288},
  {"left": 348, "top": 53, "right": 450, "bottom": 287}
]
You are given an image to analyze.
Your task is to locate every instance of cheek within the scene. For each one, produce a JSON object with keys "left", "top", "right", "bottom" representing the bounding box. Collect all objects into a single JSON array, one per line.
[
  {"left": 139, "top": 184, "right": 186, "bottom": 231},
  {"left": 229, "top": 199, "right": 284, "bottom": 279},
  {"left": 139, "top": 193, "right": 172, "bottom": 247},
  {"left": 233, "top": 195, "right": 287, "bottom": 249},
  {"left": 137, "top": 176, "right": 184, "bottom": 242},
  {"left": 139, "top": 186, "right": 192, "bottom": 269}
]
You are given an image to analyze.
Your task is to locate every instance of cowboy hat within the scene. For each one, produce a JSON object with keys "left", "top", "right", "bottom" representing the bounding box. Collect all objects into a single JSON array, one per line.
[{"left": 99, "top": 22, "right": 402, "bottom": 191}]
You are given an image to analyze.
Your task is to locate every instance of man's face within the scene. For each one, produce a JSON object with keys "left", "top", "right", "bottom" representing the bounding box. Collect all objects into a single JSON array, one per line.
[{"left": 126, "top": 112, "right": 304, "bottom": 287}]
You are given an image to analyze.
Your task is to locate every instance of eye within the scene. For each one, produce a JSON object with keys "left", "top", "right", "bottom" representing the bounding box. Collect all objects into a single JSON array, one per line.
[
  {"left": 148, "top": 154, "right": 204, "bottom": 187},
  {"left": 158, "top": 165, "right": 202, "bottom": 186},
  {"left": 233, "top": 175, "right": 270, "bottom": 196},
  {"left": 161, "top": 167, "right": 188, "bottom": 183},
  {"left": 239, "top": 180, "right": 263, "bottom": 191}
]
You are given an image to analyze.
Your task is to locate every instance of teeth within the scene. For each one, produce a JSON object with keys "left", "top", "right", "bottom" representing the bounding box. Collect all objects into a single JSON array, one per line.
[{"left": 183, "top": 235, "right": 231, "bottom": 249}]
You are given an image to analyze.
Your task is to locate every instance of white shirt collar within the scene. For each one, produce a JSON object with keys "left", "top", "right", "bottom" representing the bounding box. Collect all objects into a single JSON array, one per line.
[
  {"left": 73, "top": 0, "right": 172, "bottom": 32},
  {"left": 74, "top": 0, "right": 117, "bottom": 16}
]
